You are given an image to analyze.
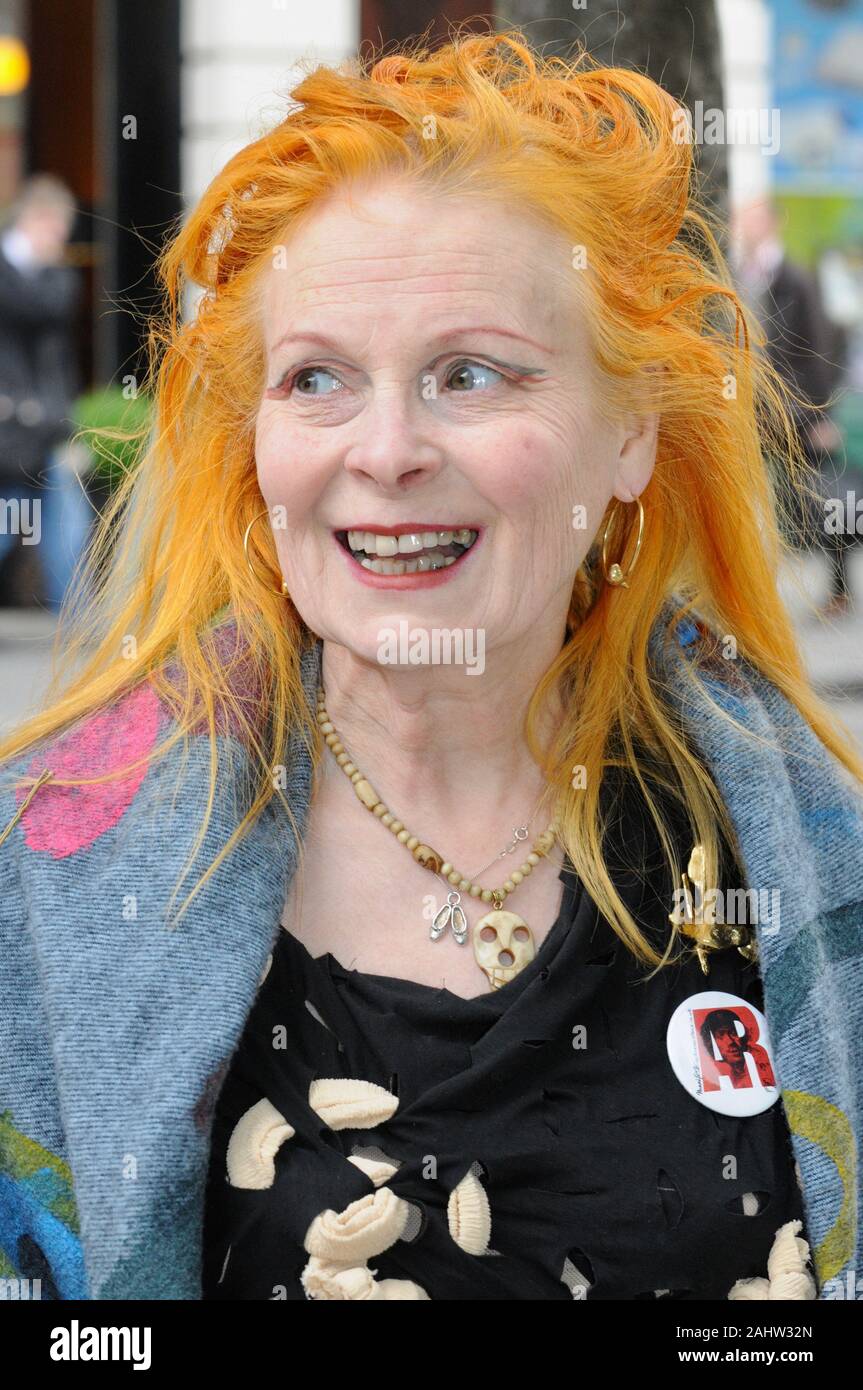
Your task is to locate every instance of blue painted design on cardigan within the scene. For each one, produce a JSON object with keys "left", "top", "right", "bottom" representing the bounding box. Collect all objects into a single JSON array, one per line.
[
  {"left": 674, "top": 615, "right": 701, "bottom": 648},
  {"left": 0, "top": 593, "right": 861, "bottom": 1298},
  {"left": 0, "top": 1177, "right": 86, "bottom": 1299},
  {"left": 0, "top": 1111, "right": 86, "bottom": 1298}
]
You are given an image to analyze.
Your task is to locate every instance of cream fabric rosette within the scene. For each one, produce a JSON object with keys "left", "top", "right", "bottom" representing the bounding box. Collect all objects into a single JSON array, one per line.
[
  {"left": 227, "top": 1075, "right": 499, "bottom": 1298},
  {"left": 226, "top": 1096, "right": 295, "bottom": 1190},
  {"left": 304, "top": 1186, "right": 410, "bottom": 1263},
  {"left": 301, "top": 1076, "right": 430, "bottom": 1299},
  {"left": 302, "top": 1256, "right": 430, "bottom": 1300},
  {"left": 728, "top": 1221, "right": 817, "bottom": 1300}
]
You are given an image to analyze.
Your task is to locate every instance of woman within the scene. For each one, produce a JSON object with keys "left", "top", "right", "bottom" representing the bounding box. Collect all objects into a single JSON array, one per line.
[{"left": 1, "top": 32, "right": 862, "bottom": 1303}]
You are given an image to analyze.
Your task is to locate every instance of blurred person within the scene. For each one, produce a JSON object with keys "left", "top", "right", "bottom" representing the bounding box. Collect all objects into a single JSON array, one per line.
[
  {"left": 733, "top": 197, "right": 853, "bottom": 618},
  {"left": 0, "top": 173, "right": 88, "bottom": 611}
]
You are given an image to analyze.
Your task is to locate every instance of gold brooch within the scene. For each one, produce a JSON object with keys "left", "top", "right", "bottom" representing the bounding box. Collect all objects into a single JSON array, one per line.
[{"left": 668, "top": 844, "right": 758, "bottom": 975}]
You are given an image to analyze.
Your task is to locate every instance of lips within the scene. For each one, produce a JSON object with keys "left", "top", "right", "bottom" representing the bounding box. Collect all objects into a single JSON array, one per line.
[{"left": 334, "top": 526, "right": 480, "bottom": 576}]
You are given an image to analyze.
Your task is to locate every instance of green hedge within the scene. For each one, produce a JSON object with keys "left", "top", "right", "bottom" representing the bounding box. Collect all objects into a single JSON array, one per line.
[
  {"left": 835, "top": 391, "right": 863, "bottom": 471},
  {"left": 71, "top": 387, "right": 154, "bottom": 488}
]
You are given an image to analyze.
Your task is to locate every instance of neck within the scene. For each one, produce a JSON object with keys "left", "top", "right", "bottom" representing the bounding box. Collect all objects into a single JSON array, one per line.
[{"left": 317, "top": 620, "right": 568, "bottom": 856}]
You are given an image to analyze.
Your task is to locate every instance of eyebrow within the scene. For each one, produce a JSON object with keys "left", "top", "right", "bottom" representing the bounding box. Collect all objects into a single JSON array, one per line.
[{"left": 268, "top": 325, "right": 554, "bottom": 358}]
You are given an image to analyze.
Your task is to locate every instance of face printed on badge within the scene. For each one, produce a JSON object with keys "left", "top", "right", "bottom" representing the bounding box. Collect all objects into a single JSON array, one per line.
[{"left": 666, "top": 991, "right": 779, "bottom": 1116}]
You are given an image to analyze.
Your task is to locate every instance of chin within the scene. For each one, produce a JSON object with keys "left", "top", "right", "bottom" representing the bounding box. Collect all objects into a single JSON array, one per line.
[{"left": 316, "top": 613, "right": 489, "bottom": 679}]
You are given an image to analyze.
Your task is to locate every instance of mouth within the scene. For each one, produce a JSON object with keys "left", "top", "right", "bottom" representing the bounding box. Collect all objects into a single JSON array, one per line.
[{"left": 334, "top": 525, "right": 481, "bottom": 578}]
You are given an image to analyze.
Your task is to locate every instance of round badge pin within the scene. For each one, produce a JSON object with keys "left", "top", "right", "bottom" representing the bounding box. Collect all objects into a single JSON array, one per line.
[{"left": 666, "top": 990, "right": 779, "bottom": 1117}]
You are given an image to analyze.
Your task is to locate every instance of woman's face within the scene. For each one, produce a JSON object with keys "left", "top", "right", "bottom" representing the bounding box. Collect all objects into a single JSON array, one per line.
[{"left": 255, "top": 179, "right": 656, "bottom": 667}]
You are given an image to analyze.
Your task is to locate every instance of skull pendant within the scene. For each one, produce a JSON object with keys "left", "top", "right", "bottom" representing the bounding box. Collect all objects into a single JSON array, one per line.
[{"left": 472, "top": 909, "right": 536, "bottom": 990}]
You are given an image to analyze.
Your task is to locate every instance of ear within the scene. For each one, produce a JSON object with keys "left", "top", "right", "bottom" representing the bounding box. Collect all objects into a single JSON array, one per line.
[{"left": 611, "top": 408, "right": 659, "bottom": 504}]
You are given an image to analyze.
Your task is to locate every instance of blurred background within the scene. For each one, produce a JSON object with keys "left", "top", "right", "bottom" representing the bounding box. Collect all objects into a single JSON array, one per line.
[{"left": 1, "top": 0, "right": 862, "bottom": 748}]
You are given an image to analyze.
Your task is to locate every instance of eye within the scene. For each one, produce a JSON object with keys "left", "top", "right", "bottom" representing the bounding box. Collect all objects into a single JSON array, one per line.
[
  {"left": 288, "top": 366, "right": 343, "bottom": 396},
  {"left": 444, "top": 359, "right": 504, "bottom": 392}
]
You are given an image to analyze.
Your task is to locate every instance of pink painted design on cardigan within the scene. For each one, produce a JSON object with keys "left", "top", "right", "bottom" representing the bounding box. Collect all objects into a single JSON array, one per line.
[
  {"left": 18, "top": 683, "right": 163, "bottom": 859},
  {"left": 164, "top": 619, "right": 271, "bottom": 741}
]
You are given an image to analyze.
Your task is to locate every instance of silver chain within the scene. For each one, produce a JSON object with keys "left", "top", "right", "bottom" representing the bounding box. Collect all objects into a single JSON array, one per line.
[{"left": 431, "top": 821, "right": 537, "bottom": 944}]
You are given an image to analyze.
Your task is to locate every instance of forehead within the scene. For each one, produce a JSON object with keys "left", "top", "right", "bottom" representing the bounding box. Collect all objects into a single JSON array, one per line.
[{"left": 259, "top": 180, "right": 577, "bottom": 351}]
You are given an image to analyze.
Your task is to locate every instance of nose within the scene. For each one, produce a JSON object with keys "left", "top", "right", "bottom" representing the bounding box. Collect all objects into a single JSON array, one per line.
[{"left": 342, "top": 391, "right": 445, "bottom": 493}]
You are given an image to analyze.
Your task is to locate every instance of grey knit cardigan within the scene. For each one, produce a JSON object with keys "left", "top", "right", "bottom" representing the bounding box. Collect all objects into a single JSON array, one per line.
[{"left": 0, "top": 595, "right": 861, "bottom": 1300}]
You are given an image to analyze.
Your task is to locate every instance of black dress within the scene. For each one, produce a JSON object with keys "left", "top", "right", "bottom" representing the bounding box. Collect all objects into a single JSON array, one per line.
[{"left": 201, "top": 776, "right": 807, "bottom": 1300}]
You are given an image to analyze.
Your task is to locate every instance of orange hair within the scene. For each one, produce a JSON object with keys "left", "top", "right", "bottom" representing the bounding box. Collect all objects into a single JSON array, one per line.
[{"left": 2, "top": 27, "right": 860, "bottom": 963}]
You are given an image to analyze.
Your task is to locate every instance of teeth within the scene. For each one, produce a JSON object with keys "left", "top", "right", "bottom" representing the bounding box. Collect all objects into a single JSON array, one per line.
[
  {"left": 360, "top": 549, "right": 452, "bottom": 574},
  {"left": 397, "top": 533, "right": 424, "bottom": 554},
  {"left": 346, "top": 527, "right": 478, "bottom": 557}
]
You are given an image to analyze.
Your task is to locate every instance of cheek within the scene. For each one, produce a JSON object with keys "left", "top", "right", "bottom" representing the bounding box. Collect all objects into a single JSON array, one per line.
[
  {"left": 254, "top": 407, "right": 327, "bottom": 515},
  {"left": 476, "top": 427, "right": 568, "bottom": 511},
  {"left": 254, "top": 407, "right": 283, "bottom": 493},
  {"left": 492, "top": 422, "right": 614, "bottom": 578},
  {"left": 487, "top": 424, "right": 599, "bottom": 531}
]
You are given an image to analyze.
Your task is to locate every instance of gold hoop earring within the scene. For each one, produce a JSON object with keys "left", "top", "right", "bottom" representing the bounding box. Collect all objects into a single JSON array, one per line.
[
  {"left": 601, "top": 496, "right": 645, "bottom": 588},
  {"left": 243, "top": 509, "right": 289, "bottom": 597}
]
